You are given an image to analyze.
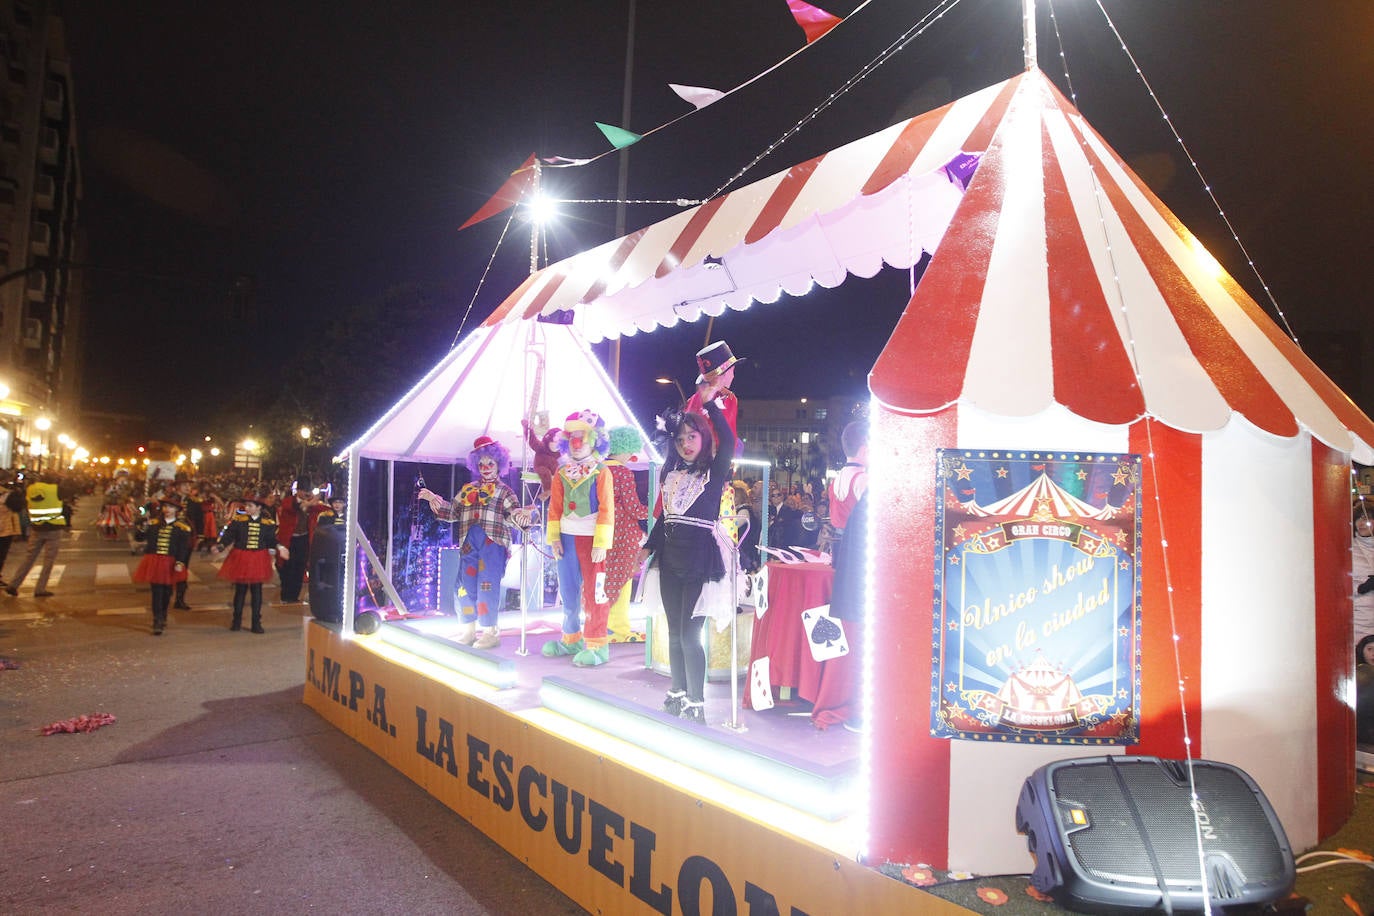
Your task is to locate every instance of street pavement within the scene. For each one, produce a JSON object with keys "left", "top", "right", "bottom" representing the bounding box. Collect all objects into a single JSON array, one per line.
[{"left": 0, "top": 499, "right": 581, "bottom": 915}]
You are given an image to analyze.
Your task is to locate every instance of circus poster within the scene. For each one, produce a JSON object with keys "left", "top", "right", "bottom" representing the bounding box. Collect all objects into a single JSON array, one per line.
[{"left": 930, "top": 450, "right": 1142, "bottom": 744}]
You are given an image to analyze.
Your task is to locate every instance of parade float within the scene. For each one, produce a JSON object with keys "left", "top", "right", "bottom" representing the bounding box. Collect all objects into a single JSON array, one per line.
[{"left": 304, "top": 1, "right": 1374, "bottom": 911}]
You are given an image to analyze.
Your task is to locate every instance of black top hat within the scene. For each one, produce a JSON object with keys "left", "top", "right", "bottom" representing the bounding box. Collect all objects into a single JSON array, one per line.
[{"left": 695, "top": 340, "right": 745, "bottom": 383}]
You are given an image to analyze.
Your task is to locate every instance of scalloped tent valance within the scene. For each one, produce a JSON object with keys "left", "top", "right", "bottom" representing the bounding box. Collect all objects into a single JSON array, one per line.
[{"left": 484, "top": 70, "right": 1374, "bottom": 464}]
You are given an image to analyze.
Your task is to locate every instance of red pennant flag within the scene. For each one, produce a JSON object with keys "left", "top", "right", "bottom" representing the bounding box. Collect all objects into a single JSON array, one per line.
[
  {"left": 459, "top": 153, "right": 537, "bottom": 231},
  {"left": 786, "top": 0, "right": 842, "bottom": 44}
]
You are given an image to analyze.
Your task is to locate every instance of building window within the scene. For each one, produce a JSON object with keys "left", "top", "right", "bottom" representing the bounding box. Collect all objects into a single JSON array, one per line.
[
  {"left": 814, "top": 408, "right": 827, "bottom": 420},
  {"left": 795, "top": 408, "right": 807, "bottom": 419}
]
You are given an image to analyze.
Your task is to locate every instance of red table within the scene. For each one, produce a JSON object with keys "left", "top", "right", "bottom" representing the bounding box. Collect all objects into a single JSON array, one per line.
[{"left": 745, "top": 561, "right": 858, "bottom": 726}]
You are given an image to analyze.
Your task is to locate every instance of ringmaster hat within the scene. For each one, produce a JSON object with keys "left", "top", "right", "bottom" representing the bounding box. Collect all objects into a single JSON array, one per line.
[{"left": 695, "top": 340, "right": 745, "bottom": 383}]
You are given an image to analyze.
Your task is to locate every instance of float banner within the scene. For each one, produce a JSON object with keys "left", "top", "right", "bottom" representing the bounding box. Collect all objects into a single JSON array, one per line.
[{"left": 931, "top": 450, "right": 1142, "bottom": 744}]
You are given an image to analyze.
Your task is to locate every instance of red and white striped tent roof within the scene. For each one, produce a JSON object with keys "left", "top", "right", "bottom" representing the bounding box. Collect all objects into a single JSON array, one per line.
[{"left": 485, "top": 70, "right": 1374, "bottom": 464}]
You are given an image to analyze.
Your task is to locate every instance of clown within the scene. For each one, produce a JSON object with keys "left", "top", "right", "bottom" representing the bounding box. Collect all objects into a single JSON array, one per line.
[
  {"left": 603, "top": 425, "right": 649, "bottom": 643},
  {"left": 419, "top": 436, "right": 529, "bottom": 649},
  {"left": 544, "top": 409, "right": 616, "bottom": 666}
]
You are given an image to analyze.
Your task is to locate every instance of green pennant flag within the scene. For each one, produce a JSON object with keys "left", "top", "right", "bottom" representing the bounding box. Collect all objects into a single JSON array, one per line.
[{"left": 595, "top": 121, "right": 642, "bottom": 150}]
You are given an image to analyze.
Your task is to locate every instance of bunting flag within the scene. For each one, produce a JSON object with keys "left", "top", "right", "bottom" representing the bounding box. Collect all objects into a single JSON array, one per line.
[
  {"left": 458, "top": 153, "right": 537, "bottom": 231},
  {"left": 595, "top": 121, "right": 643, "bottom": 150},
  {"left": 787, "top": 0, "right": 843, "bottom": 44},
  {"left": 669, "top": 83, "right": 726, "bottom": 110}
]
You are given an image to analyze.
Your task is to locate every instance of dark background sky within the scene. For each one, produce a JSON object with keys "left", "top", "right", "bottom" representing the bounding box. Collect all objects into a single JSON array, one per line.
[{"left": 60, "top": 0, "right": 1374, "bottom": 443}]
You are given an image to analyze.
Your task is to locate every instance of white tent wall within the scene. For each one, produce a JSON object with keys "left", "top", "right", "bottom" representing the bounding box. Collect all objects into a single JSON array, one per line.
[{"left": 1200, "top": 423, "right": 1322, "bottom": 853}]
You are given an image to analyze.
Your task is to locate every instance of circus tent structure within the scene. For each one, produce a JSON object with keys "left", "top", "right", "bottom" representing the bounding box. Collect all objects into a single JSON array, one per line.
[{"left": 475, "top": 65, "right": 1374, "bottom": 874}]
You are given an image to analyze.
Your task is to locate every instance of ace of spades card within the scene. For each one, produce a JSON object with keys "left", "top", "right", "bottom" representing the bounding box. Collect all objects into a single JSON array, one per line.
[
  {"left": 749, "top": 657, "right": 775, "bottom": 710},
  {"left": 801, "top": 605, "right": 849, "bottom": 662}
]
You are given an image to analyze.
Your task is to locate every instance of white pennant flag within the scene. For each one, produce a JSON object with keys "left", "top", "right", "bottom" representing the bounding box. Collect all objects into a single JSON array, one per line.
[{"left": 669, "top": 83, "right": 725, "bottom": 110}]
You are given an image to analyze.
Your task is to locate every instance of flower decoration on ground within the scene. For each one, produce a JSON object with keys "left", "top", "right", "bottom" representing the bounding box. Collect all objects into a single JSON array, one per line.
[
  {"left": 976, "top": 887, "right": 1009, "bottom": 905},
  {"left": 901, "top": 865, "right": 937, "bottom": 886},
  {"left": 1025, "top": 884, "right": 1054, "bottom": 902}
]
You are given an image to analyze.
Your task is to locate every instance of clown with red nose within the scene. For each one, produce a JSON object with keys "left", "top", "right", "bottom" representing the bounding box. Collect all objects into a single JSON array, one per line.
[{"left": 544, "top": 409, "right": 617, "bottom": 666}]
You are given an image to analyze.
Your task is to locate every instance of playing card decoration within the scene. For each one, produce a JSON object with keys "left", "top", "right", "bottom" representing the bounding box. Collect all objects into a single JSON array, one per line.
[
  {"left": 801, "top": 605, "right": 848, "bottom": 662},
  {"left": 751, "top": 567, "right": 769, "bottom": 618},
  {"left": 749, "top": 657, "right": 775, "bottom": 710}
]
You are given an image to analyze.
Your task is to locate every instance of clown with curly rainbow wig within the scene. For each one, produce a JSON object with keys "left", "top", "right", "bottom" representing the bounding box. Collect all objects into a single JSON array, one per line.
[{"left": 543, "top": 409, "right": 619, "bottom": 667}]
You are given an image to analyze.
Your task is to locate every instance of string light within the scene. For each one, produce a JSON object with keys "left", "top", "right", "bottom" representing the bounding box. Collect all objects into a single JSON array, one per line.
[{"left": 1046, "top": 1, "right": 1215, "bottom": 908}]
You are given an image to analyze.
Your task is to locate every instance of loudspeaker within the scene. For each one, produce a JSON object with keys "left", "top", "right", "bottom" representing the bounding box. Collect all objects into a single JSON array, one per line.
[{"left": 1016, "top": 756, "right": 1295, "bottom": 913}]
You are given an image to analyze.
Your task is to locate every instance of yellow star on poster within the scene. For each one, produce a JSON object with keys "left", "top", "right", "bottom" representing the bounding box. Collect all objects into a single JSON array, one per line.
[
  {"left": 984, "top": 535, "right": 1001, "bottom": 549},
  {"left": 1112, "top": 466, "right": 1131, "bottom": 486},
  {"left": 955, "top": 464, "right": 973, "bottom": 480},
  {"left": 954, "top": 524, "right": 967, "bottom": 539},
  {"left": 1077, "top": 469, "right": 1088, "bottom": 480},
  {"left": 995, "top": 467, "right": 1008, "bottom": 478}
]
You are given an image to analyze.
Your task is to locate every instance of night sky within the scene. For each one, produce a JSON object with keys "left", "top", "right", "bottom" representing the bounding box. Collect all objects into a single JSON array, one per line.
[{"left": 61, "top": 1, "right": 1374, "bottom": 443}]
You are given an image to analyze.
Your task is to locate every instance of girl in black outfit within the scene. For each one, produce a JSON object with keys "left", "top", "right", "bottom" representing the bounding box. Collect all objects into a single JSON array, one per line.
[{"left": 640, "top": 386, "right": 735, "bottom": 723}]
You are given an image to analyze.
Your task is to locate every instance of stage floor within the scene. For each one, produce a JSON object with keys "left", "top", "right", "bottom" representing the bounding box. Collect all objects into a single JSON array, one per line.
[{"left": 379, "top": 607, "right": 861, "bottom": 810}]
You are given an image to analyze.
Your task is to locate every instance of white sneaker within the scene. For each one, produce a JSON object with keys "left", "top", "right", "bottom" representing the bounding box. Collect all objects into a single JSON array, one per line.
[
  {"left": 455, "top": 622, "right": 478, "bottom": 646},
  {"left": 473, "top": 628, "right": 501, "bottom": 650}
]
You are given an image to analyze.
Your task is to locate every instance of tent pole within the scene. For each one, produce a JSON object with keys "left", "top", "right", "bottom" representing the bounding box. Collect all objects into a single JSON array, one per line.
[
  {"left": 386, "top": 461, "right": 395, "bottom": 581},
  {"left": 343, "top": 451, "right": 361, "bottom": 633},
  {"left": 1022, "top": 0, "right": 1037, "bottom": 72}
]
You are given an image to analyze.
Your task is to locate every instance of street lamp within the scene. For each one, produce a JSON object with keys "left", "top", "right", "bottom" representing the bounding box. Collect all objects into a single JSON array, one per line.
[
  {"left": 299, "top": 426, "right": 311, "bottom": 477},
  {"left": 655, "top": 377, "right": 687, "bottom": 406}
]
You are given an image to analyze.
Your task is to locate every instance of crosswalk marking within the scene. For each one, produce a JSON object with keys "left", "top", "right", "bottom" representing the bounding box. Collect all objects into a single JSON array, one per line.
[
  {"left": 97, "top": 606, "right": 146, "bottom": 616},
  {"left": 95, "top": 563, "right": 131, "bottom": 586},
  {"left": 15, "top": 565, "right": 65, "bottom": 586}
]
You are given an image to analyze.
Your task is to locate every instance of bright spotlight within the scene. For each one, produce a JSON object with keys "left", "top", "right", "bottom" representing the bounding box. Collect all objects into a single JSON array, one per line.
[{"left": 528, "top": 193, "right": 558, "bottom": 225}]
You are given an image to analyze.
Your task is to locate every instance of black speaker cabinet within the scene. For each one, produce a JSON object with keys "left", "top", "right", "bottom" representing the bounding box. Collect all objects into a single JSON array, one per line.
[{"left": 1016, "top": 756, "right": 1295, "bottom": 913}]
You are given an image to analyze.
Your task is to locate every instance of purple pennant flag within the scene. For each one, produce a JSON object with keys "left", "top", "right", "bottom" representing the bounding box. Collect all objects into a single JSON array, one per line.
[{"left": 943, "top": 152, "right": 981, "bottom": 191}]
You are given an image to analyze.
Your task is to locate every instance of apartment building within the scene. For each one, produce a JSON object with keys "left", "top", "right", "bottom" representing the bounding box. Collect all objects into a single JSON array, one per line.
[{"left": 0, "top": 0, "right": 83, "bottom": 469}]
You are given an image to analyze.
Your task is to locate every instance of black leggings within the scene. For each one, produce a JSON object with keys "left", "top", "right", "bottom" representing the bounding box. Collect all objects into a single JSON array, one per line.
[{"left": 659, "top": 568, "right": 707, "bottom": 702}]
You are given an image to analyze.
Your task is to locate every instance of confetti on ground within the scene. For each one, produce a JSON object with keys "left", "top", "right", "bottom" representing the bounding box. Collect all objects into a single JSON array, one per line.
[
  {"left": 41, "top": 712, "right": 117, "bottom": 735},
  {"left": 0, "top": 656, "right": 19, "bottom": 669}
]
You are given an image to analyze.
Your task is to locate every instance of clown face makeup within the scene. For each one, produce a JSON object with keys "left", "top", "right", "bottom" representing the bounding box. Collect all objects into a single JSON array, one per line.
[
  {"left": 568, "top": 433, "right": 593, "bottom": 461},
  {"left": 477, "top": 456, "right": 500, "bottom": 482}
]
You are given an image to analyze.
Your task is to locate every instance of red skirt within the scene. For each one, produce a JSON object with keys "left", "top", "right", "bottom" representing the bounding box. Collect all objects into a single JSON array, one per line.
[
  {"left": 202, "top": 514, "right": 219, "bottom": 540},
  {"left": 217, "top": 548, "right": 275, "bottom": 584},
  {"left": 133, "top": 554, "right": 187, "bottom": 585}
]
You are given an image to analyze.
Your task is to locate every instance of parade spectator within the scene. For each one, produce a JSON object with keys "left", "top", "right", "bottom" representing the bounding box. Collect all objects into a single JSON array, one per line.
[
  {"left": 276, "top": 487, "right": 316, "bottom": 604},
  {"left": 1354, "top": 504, "right": 1374, "bottom": 645},
  {"left": 5, "top": 473, "right": 72, "bottom": 597},
  {"left": 0, "top": 475, "right": 24, "bottom": 586}
]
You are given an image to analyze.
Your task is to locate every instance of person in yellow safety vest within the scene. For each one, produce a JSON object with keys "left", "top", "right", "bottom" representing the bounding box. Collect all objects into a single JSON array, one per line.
[{"left": 4, "top": 474, "right": 70, "bottom": 598}]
